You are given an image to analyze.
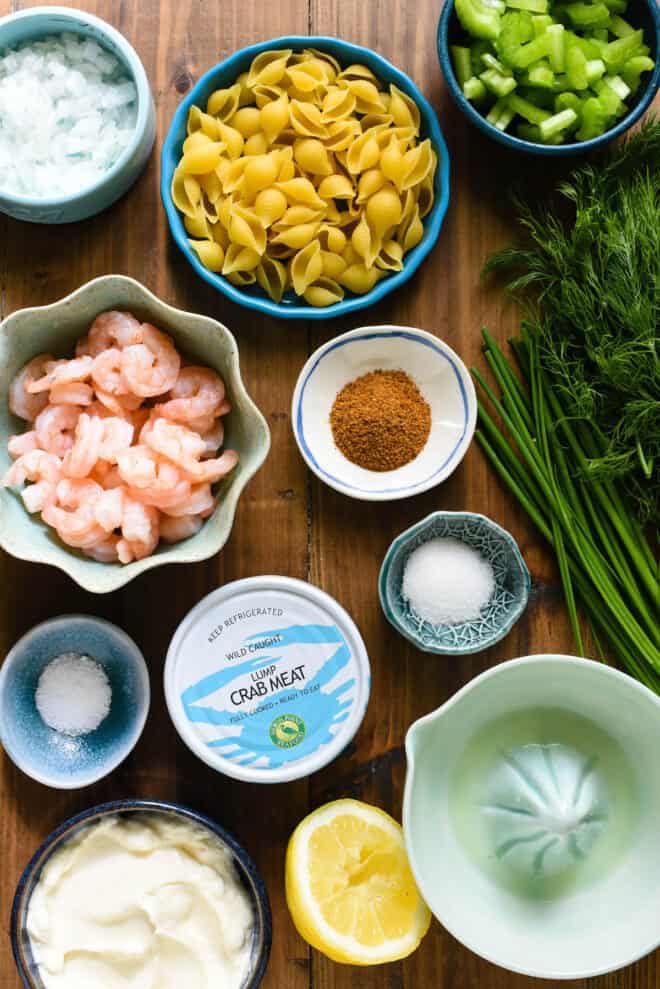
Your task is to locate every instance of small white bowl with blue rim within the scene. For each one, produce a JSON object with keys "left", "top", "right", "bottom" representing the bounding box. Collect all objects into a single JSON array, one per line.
[
  {"left": 291, "top": 325, "right": 477, "bottom": 501},
  {"left": 0, "top": 614, "right": 150, "bottom": 788}
]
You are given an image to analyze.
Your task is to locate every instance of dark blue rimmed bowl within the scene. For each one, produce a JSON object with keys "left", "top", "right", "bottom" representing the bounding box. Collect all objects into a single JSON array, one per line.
[
  {"left": 10, "top": 799, "right": 272, "bottom": 989},
  {"left": 437, "top": 0, "right": 660, "bottom": 155},
  {"left": 161, "top": 36, "right": 450, "bottom": 319}
]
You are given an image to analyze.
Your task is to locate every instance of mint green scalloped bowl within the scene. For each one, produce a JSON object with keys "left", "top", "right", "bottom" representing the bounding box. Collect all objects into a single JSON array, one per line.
[
  {"left": 379, "top": 511, "right": 530, "bottom": 655},
  {"left": 0, "top": 275, "right": 270, "bottom": 593}
]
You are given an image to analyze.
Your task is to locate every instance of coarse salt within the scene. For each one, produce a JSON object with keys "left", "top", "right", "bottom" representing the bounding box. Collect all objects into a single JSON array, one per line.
[
  {"left": 35, "top": 652, "right": 112, "bottom": 737},
  {"left": 0, "top": 32, "right": 138, "bottom": 198},
  {"left": 402, "top": 536, "right": 495, "bottom": 626}
]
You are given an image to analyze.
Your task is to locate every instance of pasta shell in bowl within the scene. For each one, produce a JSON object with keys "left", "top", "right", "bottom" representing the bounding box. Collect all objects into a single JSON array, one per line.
[
  {"left": 161, "top": 37, "right": 450, "bottom": 319},
  {"left": 0, "top": 276, "right": 270, "bottom": 593}
]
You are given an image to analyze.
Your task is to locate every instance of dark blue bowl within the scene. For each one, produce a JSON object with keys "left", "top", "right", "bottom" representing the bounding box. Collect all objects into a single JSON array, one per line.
[
  {"left": 161, "top": 36, "right": 450, "bottom": 319},
  {"left": 11, "top": 799, "right": 272, "bottom": 989},
  {"left": 437, "top": 0, "right": 660, "bottom": 155}
]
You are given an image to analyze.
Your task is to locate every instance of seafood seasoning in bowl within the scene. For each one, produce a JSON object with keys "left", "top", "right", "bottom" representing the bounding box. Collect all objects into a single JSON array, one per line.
[{"left": 165, "top": 576, "right": 371, "bottom": 783}]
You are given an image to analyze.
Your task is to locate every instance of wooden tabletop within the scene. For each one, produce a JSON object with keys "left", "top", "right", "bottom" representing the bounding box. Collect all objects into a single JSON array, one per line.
[{"left": 0, "top": 1, "right": 657, "bottom": 987}]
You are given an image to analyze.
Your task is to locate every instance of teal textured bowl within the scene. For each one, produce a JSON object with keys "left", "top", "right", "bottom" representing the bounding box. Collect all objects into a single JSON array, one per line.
[
  {"left": 0, "top": 6, "right": 156, "bottom": 224},
  {"left": 379, "top": 511, "right": 530, "bottom": 655},
  {"left": 0, "top": 275, "right": 271, "bottom": 593}
]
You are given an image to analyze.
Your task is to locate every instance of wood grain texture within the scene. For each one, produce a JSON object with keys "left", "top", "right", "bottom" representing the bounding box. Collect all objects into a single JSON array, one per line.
[{"left": 0, "top": 1, "right": 657, "bottom": 987}]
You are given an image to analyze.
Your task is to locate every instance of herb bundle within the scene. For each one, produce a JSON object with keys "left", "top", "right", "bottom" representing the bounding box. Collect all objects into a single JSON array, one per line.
[{"left": 474, "top": 121, "right": 659, "bottom": 690}]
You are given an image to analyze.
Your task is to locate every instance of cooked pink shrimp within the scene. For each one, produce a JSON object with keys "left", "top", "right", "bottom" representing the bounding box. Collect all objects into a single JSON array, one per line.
[
  {"left": 84, "top": 535, "right": 121, "bottom": 563},
  {"left": 35, "top": 404, "right": 82, "bottom": 458},
  {"left": 49, "top": 382, "right": 94, "bottom": 406},
  {"left": 91, "top": 348, "right": 127, "bottom": 396},
  {"left": 7, "top": 431, "right": 39, "bottom": 459},
  {"left": 197, "top": 421, "right": 224, "bottom": 458},
  {"left": 9, "top": 354, "right": 55, "bottom": 421},
  {"left": 185, "top": 448, "right": 239, "bottom": 484},
  {"left": 2, "top": 449, "right": 62, "bottom": 488},
  {"left": 87, "top": 310, "right": 143, "bottom": 356},
  {"left": 61, "top": 413, "right": 105, "bottom": 479},
  {"left": 27, "top": 356, "right": 93, "bottom": 394},
  {"left": 143, "top": 418, "right": 206, "bottom": 473},
  {"left": 42, "top": 478, "right": 105, "bottom": 549},
  {"left": 117, "top": 499, "right": 159, "bottom": 563},
  {"left": 158, "top": 366, "right": 226, "bottom": 422},
  {"left": 162, "top": 482, "right": 216, "bottom": 518},
  {"left": 75, "top": 335, "right": 92, "bottom": 358},
  {"left": 117, "top": 445, "right": 190, "bottom": 508},
  {"left": 94, "top": 487, "right": 125, "bottom": 533},
  {"left": 121, "top": 324, "right": 180, "bottom": 398},
  {"left": 98, "top": 417, "right": 134, "bottom": 463},
  {"left": 93, "top": 390, "right": 142, "bottom": 418},
  {"left": 160, "top": 514, "right": 205, "bottom": 543},
  {"left": 22, "top": 481, "right": 54, "bottom": 514},
  {"left": 91, "top": 462, "right": 124, "bottom": 490}
]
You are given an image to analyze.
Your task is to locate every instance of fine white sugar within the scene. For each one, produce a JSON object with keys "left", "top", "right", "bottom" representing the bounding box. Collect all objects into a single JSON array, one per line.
[
  {"left": 402, "top": 536, "right": 496, "bottom": 626},
  {"left": 35, "top": 652, "right": 112, "bottom": 736},
  {"left": 0, "top": 32, "right": 138, "bottom": 197}
]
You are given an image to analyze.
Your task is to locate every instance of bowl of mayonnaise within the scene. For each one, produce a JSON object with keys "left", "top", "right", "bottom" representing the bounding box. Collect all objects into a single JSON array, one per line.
[{"left": 11, "top": 799, "right": 272, "bottom": 989}]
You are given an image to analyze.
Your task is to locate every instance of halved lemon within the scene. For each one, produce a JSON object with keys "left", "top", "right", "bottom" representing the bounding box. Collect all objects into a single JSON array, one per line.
[{"left": 285, "top": 798, "right": 431, "bottom": 965}]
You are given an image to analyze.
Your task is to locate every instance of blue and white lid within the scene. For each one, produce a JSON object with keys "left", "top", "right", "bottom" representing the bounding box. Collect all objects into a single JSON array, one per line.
[{"left": 164, "top": 576, "right": 371, "bottom": 783}]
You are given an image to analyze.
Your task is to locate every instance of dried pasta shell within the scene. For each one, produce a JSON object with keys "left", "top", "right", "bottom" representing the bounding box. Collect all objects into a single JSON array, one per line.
[
  {"left": 210, "top": 220, "right": 230, "bottom": 248},
  {"left": 229, "top": 205, "right": 267, "bottom": 255},
  {"left": 351, "top": 214, "right": 381, "bottom": 268},
  {"left": 339, "top": 263, "right": 383, "bottom": 294},
  {"left": 254, "top": 188, "right": 288, "bottom": 226},
  {"left": 184, "top": 211, "right": 211, "bottom": 239},
  {"left": 244, "top": 132, "right": 269, "bottom": 156},
  {"left": 293, "top": 138, "right": 333, "bottom": 176},
  {"left": 276, "top": 205, "right": 325, "bottom": 227},
  {"left": 217, "top": 121, "right": 245, "bottom": 160},
  {"left": 397, "top": 204, "right": 424, "bottom": 252},
  {"left": 318, "top": 224, "right": 347, "bottom": 253},
  {"left": 207, "top": 83, "right": 241, "bottom": 121},
  {"left": 182, "top": 130, "right": 214, "bottom": 154},
  {"left": 303, "top": 48, "right": 341, "bottom": 81},
  {"left": 268, "top": 241, "right": 296, "bottom": 260},
  {"left": 337, "top": 63, "right": 378, "bottom": 83},
  {"left": 260, "top": 91, "right": 289, "bottom": 144},
  {"left": 218, "top": 195, "right": 234, "bottom": 229},
  {"left": 318, "top": 173, "right": 354, "bottom": 201},
  {"left": 365, "top": 182, "right": 402, "bottom": 236},
  {"left": 199, "top": 170, "right": 222, "bottom": 203},
  {"left": 219, "top": 158, "right": 248, "bottom": 195},
  {"left": 289, "top": 101, "right": 327, "bottom": 138},
  {"left": 380, "top": 135, "right": 408, "bottom": 192},
  {"left": 417, "top": 173, "right": 435, "bottom": 219},
  {"left": 380, "top": 125, "right": 417, "bottom": 149},
  {"left": 253, "top": 84, "right": 283, "bottom": 109},
  {"left": 235, "top": 71, "right": 253, "bottom": 107},
  {"left": 242, "top": 154, "right": 280, "bottom": 197},
  {"left": 359, "top": 112, "right": 393, "bottom": 132},
  {"left": 223, "top": 243, "right": 261, "bottom": 275},
  {"left": 375, "top": 239, "right": 404, "bottom": 271},
  {"left": 181, "top": 141, "right": 224, "bottom": 175},
  {"left": 321, "top": 86, "right": 356, "bottom": 123},
  {"left": 227, "top": 270, "right": 257, "bottom": 286},
  {"left": 345, "top": 132, "right": 380, "bottom": 175},
  {"left": 321, "top": 250, "right": 347, "bottom": 280},
  {"left": 189, "top": 239, "right": 225, "bottom": 272},
  {"left": 342, "top": 244, "right": 361, "bottom": 266},
  {"left": 389, "top": 83, "right": 421, "bottom": 133},
  {"left": 322, "top": 119, "right": 360, "bottom": 152},
  {"left": 304, "top": 277, "right": 345, "bottom": 307},
  {"left": 187, "top": 106, "right": 221, "bottom": 140},
  {"left": 356, "top": 168, "right": 386, "bottom": 203},
  {"left": 171, "top": 168, "right": 201, "bottom": 219},
  {"left": 343, "top": 79, "right": 384, "bottom": 114},
  {"left": 256, "top": 256, "right": 288, "bottom": 302},
  {"left": 200, "top": 192, "right": 220, "bottom": 223},
  {"left": 276, "top": 178, "right": 326, "bottom": 209},
  {"left": 291, "top": 239, "right": 323, "bottom": 296},
  {"left": 231, "top": 107, "right": 263, "bottom": 138},
  {"left": 246, "top": 49, "right": 292, "bottom": 88},
  {"left": 401, "top": 139, "right": 433, "bottom": 191},
  {"left": 271, "top": 221, "right": 321, "bottom": 249},
  {"left": 287, "top": 61, "right": 326, "bottom": 92}
]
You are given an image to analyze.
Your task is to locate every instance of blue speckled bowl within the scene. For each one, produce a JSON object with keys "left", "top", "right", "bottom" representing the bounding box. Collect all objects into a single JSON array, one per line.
[
  {"left": 437, "top": 0, "right": 660, "bottom": 156},
  {"left": 10, "top": 799, "right": 272, "bottom": 989},
  {"left": 379, "top": 511, "right": 530, "bottom": 655},
  {"left": 0, "top": 615, "right": 149, "bottom": 788},
  {"left": 0, "top": 6, "right": 156, "bottom": 223},
  {"left": 161, "top": 36, "right": 450, "bottom": 320}
]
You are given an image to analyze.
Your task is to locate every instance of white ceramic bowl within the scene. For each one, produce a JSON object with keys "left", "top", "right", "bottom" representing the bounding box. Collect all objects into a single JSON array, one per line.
[
  {"left": 404, "top": 655, "right": 660, "bottom": 979},
  {"left": 291, "top": 326, "right": 477, "bottom": 501}
]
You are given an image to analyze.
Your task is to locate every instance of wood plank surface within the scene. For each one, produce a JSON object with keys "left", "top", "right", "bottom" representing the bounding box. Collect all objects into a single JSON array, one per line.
[{"left": 0, "top": 1, "right": 656, "bottom": 987}]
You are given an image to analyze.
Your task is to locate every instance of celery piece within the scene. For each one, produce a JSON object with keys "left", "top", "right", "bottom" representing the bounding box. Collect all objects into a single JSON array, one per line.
[
  {"left": 480, "top": 66, "right": 519, "bottom": 95},
  {"left": 506, "top": 0, "right": 548, "bottom": 11},
  {"left": 456, "top": 0, "right": 503, "bottom": 39},
  {"left": 585, "top": 57, "right": 606, "bottom": 83},
  {"left": 495, "top": 10, "right": 534, "bottom": 64},
  {"left": 566, "top": 31, "right": 600, "bottom": 58},
  {"left": 594, "top": 79, "right": 623, "bottom": 116},
  {"left": 538, "top": 107, "right": 577, "bottom": 138},
  {"left": 486, "top": 97, "right": 516, "bottom": 128},
  {"left": 451, "top": 45, "right": 474, "bottom": 87},
  {"left": 517, "top": 122, "right": 563, "bottom": 142},
  {"left": 511, "top": 33, "right": 552, "bottom": 67},
  {"left": 592, "top": 28, "right": 609, "bottom": 41},
  {"left": 603, "top": 30, "right": 643, "bottom": 70},
  {"left": 555, "top": 90, "right": 581, "bottom": 112},
  {"left": 550, "top": 72, "right": 570, "bottom": 91},
  {"left": 566, "top": 44, "right": 589, "bottom": 88},
  {"left": 575, "top": 95, "right": 608, "bottom": 138},
  {"left": 482, "top": 51, "right": 512, "bottom": 74},
  {"left": 507, "top": 92, "right": 551, "bottom": 122},
  {"left": 526, "top": 61, "right": 556, "bottom": 87},
  {"left": 519, "top": 84, "right": 555, "bottom": 105},
  {"left": 608, "top": 14, "right": 635, "bottom": 36},
  {"left": 621, "top": 54, "right": 655, "bottom": 92},
  {"left": 565, "top": 2, "right": 610, "bottom": 28},
  {"left": 470, "top": 39, "right": 493, "bottom": 74},
  {"left": 605, "top": 73, "right": 631, "bottom": 99},
  {"left": 532, "top": 14, "right": 552, "bottom": 34},
  {"left": 463, "top": 75, "right": 489, "bottom": 101},
  {"left": 545, "top": 23, "right": 566, "bottom": 71},
  {"left": 602, "top": 0, "right": 627, "bottom": 11}
]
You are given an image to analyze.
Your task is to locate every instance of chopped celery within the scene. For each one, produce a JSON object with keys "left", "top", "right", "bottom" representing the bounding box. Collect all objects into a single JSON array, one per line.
[
  {"left": 594, "top": 79, "right": 624, "bottom": 116},
  {"left": 519, "top": 84, "right": 556, "bottom": 105},
  {"left": 592, "top": 28, "right": 609, "bottom": 41},
  {"left": 565, "top": 2, "right": 610, "bottom": 28},
  {"left": 451, "top": 45, "right": 474, "bottom": 87},
  {"left": 585, "top": 58, "right": 606, "bottom": 83},
  {"left": 482, "top": 51, "right": 512, "bottom": 73},
  {"left": 517, "top": 122, "right": 564, "bottom": 142},
  {"left": 506, "top": 0, "right": 548, "bottom": 11},
  {"left": 486, "top": 97, "right": 516, "bottom": 129},
  {"left": 555, "top": 90, "right": 581, "bottom": 113},
  {"left": 602, "top": 0, "right": 627, "bottom": 11},
  {"left": 566, "top": 31, "right": 600, "bottom": 58},
  {"left": 621, "top": 54, "right": 654, "bottom": 91},
  {"left": 456, "top": 0, "right": 503, "bottom": 39},
  {"left": 603, "top": 29, "right": 643, "bottom": 70},
  {"left": 496, "top": 11, "right": 534, "bottom": 64},
  {"left": 507, "top": 92, "right": 552, "bottom": 121},
  {"left": 480, "top": 66, "right": 519, "bottom": 94},
  {"left": 605, "top": 73, "right": 631, "bottom": 100},
  {"left": 463, "top": 75, "right": 489, "bottom": 100},
  {"left": 470, "top": 39, "right": 494, "bottom": 73},
  {"left": 576, "top": 95, "right": 608, "bottom": 138},
  {"left": 511, "top": 33, "right": 553, "bottom": 67},
  {"left": 545, "top": 23, "right": 566, "bottom": 70},
  {"left": 566, "top": 44, "right": 589, "bottom": 88},
  {"left": 527, "top": 60, "right": 556, "bottom": 86},
  {"left": 538, "top": 107, "right": 578, "bottom": 138},
  {"left": 608, "top": 14, "right": 635, "bottom": 37},
  {"left": 532, "top": 14, "right": 553, "bottom": 34}
]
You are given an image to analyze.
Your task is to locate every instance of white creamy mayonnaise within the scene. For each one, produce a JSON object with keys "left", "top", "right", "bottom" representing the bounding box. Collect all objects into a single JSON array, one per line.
[{"left": 27, "top": 813, "right": 255, "bottom": 989}]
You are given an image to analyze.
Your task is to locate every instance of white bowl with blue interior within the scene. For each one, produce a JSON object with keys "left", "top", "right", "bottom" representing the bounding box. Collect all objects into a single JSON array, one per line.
[
  {"left": 0, "top": 615, "right": 150, "bottom": 788},
  {"left": 291, "top": 325, "right": 477, "bottom": 501}
]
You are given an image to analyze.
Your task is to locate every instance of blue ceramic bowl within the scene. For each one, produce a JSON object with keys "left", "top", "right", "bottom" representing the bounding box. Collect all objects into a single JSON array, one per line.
[
  {"left": 0, "top": 615, "right": 149, "bottom": 787},
  {"left": 10, "top": 799, "right": 272, "bottom": 989},
  {"left": 437, "top": 0, "right": 660, "bottom": 155},
  {"left": 379, "top": 511, "right": 531, "bottom": 654},
  {"left": 161, "top": 36, "right": 450, "bottom": 320},
  {"left": 0, "top": 6, "right": 156, "bottom": 223}
]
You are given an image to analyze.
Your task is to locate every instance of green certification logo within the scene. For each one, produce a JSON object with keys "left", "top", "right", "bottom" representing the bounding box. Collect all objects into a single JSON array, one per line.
[{"left": 270, "top": 713, "right": 306, "bottom": 749}]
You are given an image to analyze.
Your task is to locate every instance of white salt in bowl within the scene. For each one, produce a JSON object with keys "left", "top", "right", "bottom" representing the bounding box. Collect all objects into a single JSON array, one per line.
[
  {"left": 0, "top": 7, "right": 155, "bottom": 224},
  {"left": 0, "top": 615, "right": 150, "bottom": 788},
  {"left": 291, "top": 325, "right": 477, "bottom": 501}
]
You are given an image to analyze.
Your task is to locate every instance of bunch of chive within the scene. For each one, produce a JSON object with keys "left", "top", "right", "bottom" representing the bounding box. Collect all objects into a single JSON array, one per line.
[{"left": 450, "top": 0, "right": 656, "bottom": 144}]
